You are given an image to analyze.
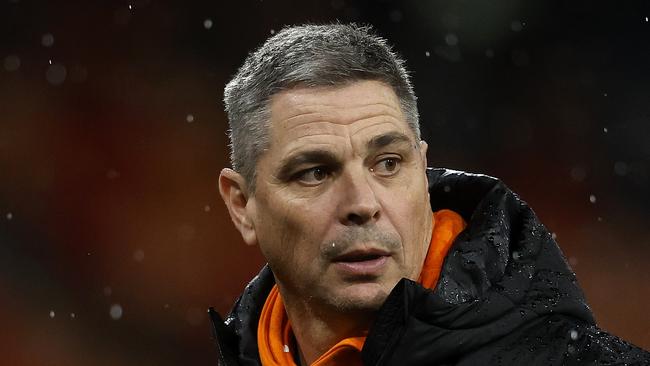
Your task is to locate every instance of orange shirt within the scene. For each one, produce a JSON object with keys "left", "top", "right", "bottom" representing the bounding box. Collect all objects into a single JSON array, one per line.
[{"left": 258, "top": 209, "right": 466, "bottom": 366}]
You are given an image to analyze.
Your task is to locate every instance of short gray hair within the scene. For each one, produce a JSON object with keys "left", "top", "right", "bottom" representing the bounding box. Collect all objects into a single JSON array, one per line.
[{"left": 223, "top": 23, "right": 419, "bottom": 193}]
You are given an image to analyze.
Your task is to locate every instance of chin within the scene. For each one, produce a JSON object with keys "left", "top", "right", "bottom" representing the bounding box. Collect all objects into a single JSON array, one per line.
[{"left": 328, "top": 283, "right": 391, "bottom": 312}]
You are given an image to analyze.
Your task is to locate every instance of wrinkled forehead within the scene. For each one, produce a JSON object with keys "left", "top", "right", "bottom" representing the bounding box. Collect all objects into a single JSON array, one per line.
[{"left": 266, "top": 80, "right": 413, "bottom": 146}]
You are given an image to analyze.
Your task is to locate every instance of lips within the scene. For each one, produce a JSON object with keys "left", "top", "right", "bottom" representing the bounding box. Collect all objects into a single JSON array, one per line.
[
  {"left": 333, "top": 249, "right": 390, "bottom": 262},
  {"left": 332, "top": 249, "right": 391, "bottom": 276}
]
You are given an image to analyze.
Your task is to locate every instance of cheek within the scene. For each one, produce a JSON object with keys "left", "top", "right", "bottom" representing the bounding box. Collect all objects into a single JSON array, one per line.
[
  {"left": 384, "top": 181, "right": 430, "bottom": 258},
  {"left": 255, "top": 195, "right": 331, "bottom": 279}
]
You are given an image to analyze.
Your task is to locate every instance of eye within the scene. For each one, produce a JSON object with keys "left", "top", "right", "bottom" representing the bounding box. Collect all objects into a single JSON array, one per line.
[
  {"left": 294, "top": 166, "right": 329, "bottom": 185},
  {"left": 371, "top": 157, "right": 401, "bottom": 177}
]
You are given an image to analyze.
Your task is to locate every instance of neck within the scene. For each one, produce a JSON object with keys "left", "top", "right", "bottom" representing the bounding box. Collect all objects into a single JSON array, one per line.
[{"left": 279, "top": 289, "right": 372, "bottom": 365}]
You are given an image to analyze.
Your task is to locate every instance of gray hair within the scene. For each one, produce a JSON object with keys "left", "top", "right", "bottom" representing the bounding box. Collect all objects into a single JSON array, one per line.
[{"left": 223, "top": 23, "right": 419, "bottom": 193}]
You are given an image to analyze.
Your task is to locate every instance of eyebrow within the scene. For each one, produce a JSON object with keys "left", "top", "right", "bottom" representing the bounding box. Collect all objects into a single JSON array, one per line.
[
  {"left": 367, "top": 131, "right": 413, "bottom": 152},
  {"left": 275, "top": 149, "right": 340, "bottom": 182}
]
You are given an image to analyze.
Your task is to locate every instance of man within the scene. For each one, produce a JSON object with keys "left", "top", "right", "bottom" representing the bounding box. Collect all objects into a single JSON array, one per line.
[{"left": 210, "top": 23, "right": 650, "bottom": 365}]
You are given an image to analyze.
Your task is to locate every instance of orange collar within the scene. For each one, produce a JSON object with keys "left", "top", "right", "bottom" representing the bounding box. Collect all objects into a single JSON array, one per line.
[{"left": 258, "top": 209, "right": 466, "bottom": 366}]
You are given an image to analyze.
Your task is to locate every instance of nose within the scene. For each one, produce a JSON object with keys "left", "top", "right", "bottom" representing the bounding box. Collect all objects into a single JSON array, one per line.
[{"left": 338, "top": 167, "right": 381, "bottom": 226}]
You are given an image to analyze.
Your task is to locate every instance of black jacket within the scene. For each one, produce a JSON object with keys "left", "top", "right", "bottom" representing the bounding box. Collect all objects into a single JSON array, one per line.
[{"left": 209, "top": 168, "right": 650, "bottom": 365}]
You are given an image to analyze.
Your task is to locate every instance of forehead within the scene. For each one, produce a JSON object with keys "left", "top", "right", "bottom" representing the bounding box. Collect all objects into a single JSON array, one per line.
[{"left": 267, "top": 80, "right": 412, "bottom": 146}]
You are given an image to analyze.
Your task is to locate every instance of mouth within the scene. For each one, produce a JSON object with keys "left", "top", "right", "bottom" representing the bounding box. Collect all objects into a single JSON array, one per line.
[{"left": 332, "top": 249, "right": 391, "bottom": 277}]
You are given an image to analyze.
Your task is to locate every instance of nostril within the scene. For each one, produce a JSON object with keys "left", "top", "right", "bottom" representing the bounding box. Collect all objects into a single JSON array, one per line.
[
  {"left": 345, "top": 211, "right": 379, "bottom": 225},
  {"left": 346, "top": 213, "right": 364, "bottom": 225}
]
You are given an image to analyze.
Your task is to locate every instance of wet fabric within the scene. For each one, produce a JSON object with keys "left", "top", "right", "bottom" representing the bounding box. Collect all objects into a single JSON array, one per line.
[
  {"left": 256, "top": 210, "right": 465, "bottom": 366},
  {"left": 209, "top": 168, "right": 650, "bottom": 365}
]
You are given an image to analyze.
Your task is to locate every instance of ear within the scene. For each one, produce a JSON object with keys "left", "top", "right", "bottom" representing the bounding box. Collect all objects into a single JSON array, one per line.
[
  {"left": 419, "top": 140, "right": 429, "bottom": 168},
  {"left": 419, "top": 140, "right": 431, "bottom": 199},
  {"left": 218, "top": 168, "right": 258, "bottom": 246}
]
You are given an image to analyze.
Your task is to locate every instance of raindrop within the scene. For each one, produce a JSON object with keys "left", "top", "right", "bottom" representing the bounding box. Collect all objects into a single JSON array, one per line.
[
  {"left": 49, "top": 310, "right": 55, "bottom": 318},
  {"left": 41, "top": 33, "right": 54, "bottom": 47},
  {"left": 3, "top": 55, "right": 21, "bottom": 71},
  {"left": 133, "top": 249, "right": 145, "bottom": 262},
  {"left": 444, "top": 33, "right": 459, "bottom": 46},
  {"left": 551, "top": 232, "right": 557, "bottom": 240},
  {"left": 603, "top": 127, "right": 608, "bottom": 133},
  {"left": 110, "top": 304, "right": 123, "bottom": 320},
  {"left": 485, "top": 48, "right": 494, "bottom": 58},
  {"left": 569, "top": 329, "right": 578, "bottom": 340},
  {"left": 597, "top": 216, "right": 603, "bottom": 222},
  {"left": 204, "top": 205, "right": 211, "bottom": 212},
  {"left": 270, "top": 29, "right": 275, "bottom": 35},
  {"left": 283, "top": 344, "right": 290, "bottom": 353},
  {"left": 46, "top": 63, "right": 67, "bottom": 85},
  {"left": 331, "top": 242, "right": 336, "bottom": 248},
  {"left": 589, "top": 194, "right": 596, "bottom": 204},
  {"left": 510, "top": 20, "right": 523, "bottom": 32},
  {"left": 646, "top": 17, "right": 649, "bottom": 22},
  {"left": 48, "top": 59, "right": 52, "bottom": 65},
  {"left": 603, "top": 92, "right": 608, "bottom": 97},
  {"left": 186, "top": 114, "right": 194, "bottom": 123},
  {"left": 203, "top": 19, "right": 213, "bottom": 29},
  {"left": 70, "top": 313, "right": 76, "bottom": 319},
  {"left": 6, "top": 212, "right": 13, "bottom": 220},
  {"left": 128, "top": 4, "right": 133, "bottom": 10},
  {"left": 425, "top": 51, "right": 430, "bottom": 57}
]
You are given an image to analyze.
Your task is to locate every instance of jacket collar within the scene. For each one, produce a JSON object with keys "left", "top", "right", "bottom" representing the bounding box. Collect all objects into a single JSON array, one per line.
[{"left": 362, "top": 168, "right": 594, "bottom": 365}]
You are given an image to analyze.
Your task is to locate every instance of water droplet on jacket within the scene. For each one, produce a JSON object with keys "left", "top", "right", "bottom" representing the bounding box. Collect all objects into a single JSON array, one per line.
[
  {"left": 567, "top": 344, "right": 576, "bottom": 354},
  {"left": 570, "top": 329, "right": 579, "bottom": 341}
]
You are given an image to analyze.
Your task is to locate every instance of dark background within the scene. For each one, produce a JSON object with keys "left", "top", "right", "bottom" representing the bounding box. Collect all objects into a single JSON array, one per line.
[{"left": 1, "top": 0, "right": 649, "bottom": 364}]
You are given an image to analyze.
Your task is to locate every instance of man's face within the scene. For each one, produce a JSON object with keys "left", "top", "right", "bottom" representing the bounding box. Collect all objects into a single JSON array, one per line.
[{"left": 245, "top": 80, "right": 432, "bottom": 312}]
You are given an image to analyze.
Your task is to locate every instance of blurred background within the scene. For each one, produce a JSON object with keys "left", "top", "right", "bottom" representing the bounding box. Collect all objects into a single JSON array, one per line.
[{"left": 1, "top": 0, "right": 649, "bottom": 364}]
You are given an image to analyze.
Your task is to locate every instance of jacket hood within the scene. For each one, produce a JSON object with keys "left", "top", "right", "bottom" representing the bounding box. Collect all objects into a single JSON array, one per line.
[
  {"left": 209, "top": 168, "right": 596, "bottom": 365},
  {"left": 362, "top": 168, "right": 595, "bottom": 365}
]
